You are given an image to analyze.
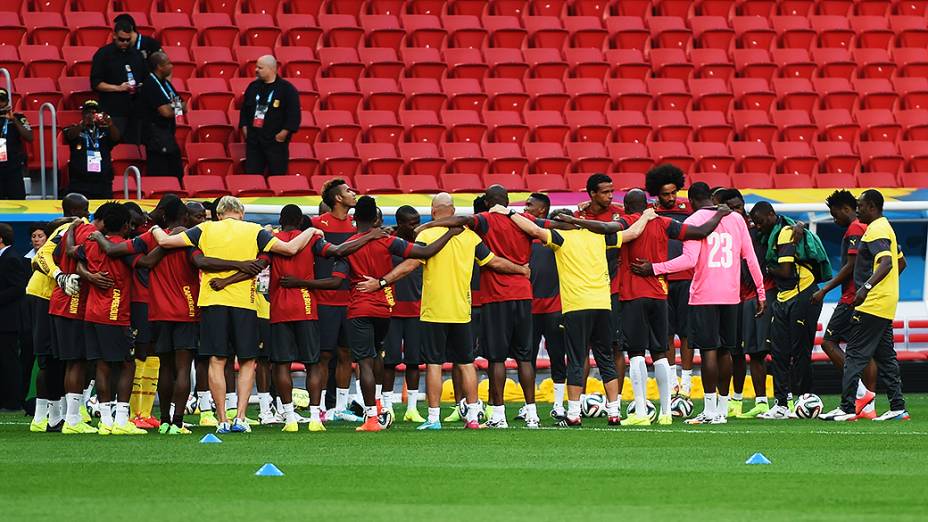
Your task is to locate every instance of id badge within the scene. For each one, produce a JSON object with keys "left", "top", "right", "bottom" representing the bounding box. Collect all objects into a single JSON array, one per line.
[
  {"left": 256, "top": 267, "right": 270, "bottom": 294},
  {"left": 0, "top": 138, "right": 7, "bottom": 163},
  {"left": 172, "top": 98, "right": 184, "bottom": 119},
  {"left": 87, "top": 150, "right": 102, "bottom": 173},
  {"left": 253, "top": 104, "right": 268, "bottom": 128}
]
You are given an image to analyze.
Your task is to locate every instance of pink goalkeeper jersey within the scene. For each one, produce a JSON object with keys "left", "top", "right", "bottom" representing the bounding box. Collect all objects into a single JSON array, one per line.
[{"left": 652, "top": 209, "right": 765, "bottom": 305}]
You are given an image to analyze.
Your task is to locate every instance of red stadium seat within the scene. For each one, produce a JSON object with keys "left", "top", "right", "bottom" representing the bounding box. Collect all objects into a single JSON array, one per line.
[
  {"left": 485, "top": 111, "right": 529, "bottom": 144},
  {"left": 399, "top": 109, "right": 444, "bottom": 143},
  {"left": 646, "top": 78, "right": 691, "bottom": 111},
  {"left": 773, "top": 141, "right": 818, "bottom": 174},
  {"left": 853, "top": 49, "right": 896, "bottom": 79},
  {"left": 315, "top": 142, "right": 361, "bottom": 177},
  {"left": 443, "top": 142, "right": 489, "bottom": 174},
  {"left": 359, "top": 77, "right": 404, "bottom": 113},
  {"left": 23, "top": 12, "right": 69, "bottom": 47},
  {"left": 57, "top": 76, "right": 94, "bottom": 110},
  {"left": 268, "top": 175, "right": 313, "bottom": 195},
  {"left": 0, "top": 12, "right": 25, "bottom": 47},
  {"left": 0, "top": 46, "right": 23, "bottom": 78},
  {"left": 772, "top": 16, "right": 816, "bottom": 49},
  {"left": 360, "top": 15, "right": 404, "bottom": 48},
  {"left": 815, "top": 172, "right": 858, "bottom": 187},
  {"left": 482, "top": 142, "right": 527, "bottom": 174},
  {"left": 316, "top": 109, "right": 361, "bottom": 143},
  {"left": 897, "top": 109, "right": 928, "bottom": 139},
  {"left": 893, "top": 48, "right": 928, "bottom": 78},
  {"left": 773, "top": 110, "right": 817, "bottom": 142},
  {"left": 900, "top": 141, "right": 928, "bottom": 171},
  {"left": 524, "top": 16, "right": 568, "bottom": 48},
  {"left": 186, "top": 78, "right": 232, "bottom": 111},
  {"left": 900, "top": 172, "right": 928, "bottom": 188},
  {"left": 858, "top": 142, "right": 904, "bottom": 174},
  {"left": 226, "top": 175, "right": 274, "bottom": 196},
  {"left": 814, "top": 141, "right": 859, "bottom": 173},
  {"left": 402, "top": 13, "right": 447, "bottom": 48},
  {"left": 316, "top": 78, "right": 362, "bottom": 111},
  {"left": 856, "top": 109, "right": 901, "bottom": 143},
  {"left": 359, "top": 47, "right": 404, "bottom": 79},
  {"left": 443, "top": 48, "right": 489, "bottom": 80},
  {"left": 606, "top": 110, "right": 651, "bottom": 143},
  {"left": 20, "top": 45, "right": 66, "bottom": 78},
  {"left": 733, "top": 110, "right": 777, "bottom": 143},
  {"left": 186, "top": 143, "right": 232, "bottom": 176},
  {"left": 565, "top": 48, "right": 609, "bottom": 79},
  {"left": 691, "top": 16, "right": 735, "bottom": 49},
  {"left": 236, "top": 13, "right": 282, "bottom": 47},
  {"left": 605, "top": 49, "right": 650, "bottom": 80},
  {"left": 186, "top": 110, "right": 234, "bottom": 144},
  {"left": 482, "top": 15, "right": 527, "bottom": 48},
  {"left": 442, "top": 173, "right": 485, "bottom": 193},
  {"left": 441, "top": 109, "right": 487, "bottom": 143},
  {"left": 773, "top": 78, "right": 818, "bottom": 111},
  {"left": 443, "top": 14, "right": 488, "bottom": 48},
  {"left": 688, "top": 111, "right": 733, "bottom": 142},
  {"left": 485, "top": 78, "right": 529, "bottom": 112},
  {"left": 525, "top": 111, "right": 569, "bottom": 143},
  {"left": 525, "top": 78, "right": 568, "bottom": 111},
  {"left": 184, "top": 176, "right": 229, "bottom": 198},
  {"left": 813, "top": 108, "right": 859, "bottom": 143},
  {"left": 851, "top": 15, "right": 894, "bottom": 49},
  {"left": 354, "top": 174, "right": 401, "bottom": 194},
  {"left": 772, "top": 48, "right": 816, "bottom": 79},
  {"left": 399, "top": 78, "right": 446, "bottom": 112},
  {"left": 319, "top": 47, "right": 364, "bottom": 79},
  {"left": 65, "top": 12, "right": 110, "bottom": 47},
  {"left": 690, "top": 142, "right": 735, "bottom": 174},
  {"left": 142, "top": 177, "right": 187, "bottom": 199},
  {"left": 14, "top": 78, "right": 61, "bottom": 110},
  {"left": 525, "top": 142, "right": 570, "bottom": 174},
  {"left": 277, "top": 14, "right": 323, "bottom": 48},
  {"left": 689, "top": 78, "right": 732, "bottom": 112},
  {"left": 648, "top": 141, "right": 695, "bottom": 173},
  {"left": 649, "top": 48, "right": 694, "bottom": 80},
  {"left": 733, "top": 15, "right": 775, "bottom": 50},
  {"left": 734, "top": 49, "right": 777, "bottom": 81},
  {"left": 402, "top": 47, "right": 448, "bottom": 80},
  {"left": 357, "top": 143, "right": 403, "bottom": 176},
  {"left": 61, "top": 46, "right": 96, "bottom": 76},
  {"left": 483, "top": 172, "right": 526, "bottom": 191},
  {"left": 397, "top": 175, "right": 441, "bottom": 193},
  {"left": 648, "top": 110, "right": 692, "bottom": 142},
  {"left": 276, "top": 47, "right": 320, "bottom": 80},
  {"left": 649, "top": 16, "right": 692, "bottom": 49},
  {"left": 891, "top": 15, "right": 928, "bottom": 47},
  {"left": 812, "top": 77, "right": 858, "bottom": 111},
  {"left": 566, "top": 110, "right": 611, "bottom": 143},
  {"left": 731, "top": 172, "right": 773, "bottom": 189},
  {"left": 191, "top": 47, "right": 238, "bottom": 79},
  {"left": 486, "top": 48, "right": 530, "bottom": 79},
  {"left": 732, "top": 78, "right": 775, "bottom": 111},
  {"left": 772, "top": 173, "right": 814, "bottom": 188},
  {"left": 524, "top": 48, "right": 568, "bottom": 80},
  {"left": 359, "top": 110, "right": 402, "bottom": 144},
  {"left": 318, "top": 14, "right": 364, "bottom": 47},
  {"left": 443, "top": 78, "right": 488, "bottom": 111},
  {"left": 192, "top": 14, "right": 238, "bottom": 47},
  {"left": 155, "top": 13, "right": 196, "bottom": 48},
  {"left": 858, "top": 171, "right": 899, "bottom": 187},
  {"left": 566, "top": 142, "right": 612, "bottom": 173},
  {"left": 566, "top": 78, "right": 610, "bottom": 111},
  {"left": 690, "top": 48, "right": 735, "bottom": 80},
  {"left": 852, "top": 78, "right": 898, "bottom": 110},
  {"left": 690, "top": 171, "right": 732, "bottom": 188},
  {"left": 730, "top": 141, "right": 776, "bottom": 174},
  {"left": 565, "top": 15, "right": 608, "bottom": 48},
  {"left": 399, "top": 142, "right": 445, "bottom": 176},
  {"left": 810, "top": 15, "right": 855, "bottom": 48}
]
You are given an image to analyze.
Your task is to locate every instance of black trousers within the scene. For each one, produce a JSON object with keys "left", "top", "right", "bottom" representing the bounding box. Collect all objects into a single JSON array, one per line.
[
  {"left": 0, "top": 163, "right": 26, "bottom": 200},
  {"left": 245, "top": 139, "right": 289, "bottom": 175},
  {"left": 769, "top": 286, "right": 822, "bottom": 406},
  {"left": 144, "top": 148, "right": 183, "bottom": 178},
  {"left": 0, "top": 332, "right": 23, "bottom": 410},
  {"left": 840, "top": 311, "right": 906, "bottom": 413}
]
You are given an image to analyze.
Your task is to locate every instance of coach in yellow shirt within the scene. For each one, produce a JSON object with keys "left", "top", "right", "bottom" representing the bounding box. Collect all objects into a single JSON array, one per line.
[
  {"left": 152, "top": 195, "right": 320, "bottom": 433},
  {"left": 361, "top": 193, "right": 526, "bottom": 430},
  {"left": 823, "top": 190, "right": 908, "bottom": 421}
]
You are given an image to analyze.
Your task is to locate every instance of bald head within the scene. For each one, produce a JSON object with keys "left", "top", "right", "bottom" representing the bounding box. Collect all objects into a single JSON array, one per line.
[
  {"left": 485, "top": 184, "right": 509, "bottom": 207},
  {"left": 62, "top": 193, "right": 89, "bottom": 219},
  {"left": 256, "top": 55, "right": 278, "bottom": 83},
  {"left": 624, "top": 189, "right": 648, "bottom": 214},
  {"left": 431, "top": 192, "right": 454, "bottom": 219}
]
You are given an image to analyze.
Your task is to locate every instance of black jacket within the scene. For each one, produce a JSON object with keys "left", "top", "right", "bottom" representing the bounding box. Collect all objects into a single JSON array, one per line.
[{"left": 0, "top": 246, "right": 26, "bottom": 333}]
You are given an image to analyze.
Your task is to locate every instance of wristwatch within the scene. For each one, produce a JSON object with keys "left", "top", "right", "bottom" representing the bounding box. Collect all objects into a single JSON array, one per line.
[
  {"left": 378, "top": 278, "right": 388, "bottom": 288},
  {"left": 863, "top": 282, "right": 873, "bottom": 290},
  {"left": 507, "top": 209, "right": 516, "bottom": 217}
]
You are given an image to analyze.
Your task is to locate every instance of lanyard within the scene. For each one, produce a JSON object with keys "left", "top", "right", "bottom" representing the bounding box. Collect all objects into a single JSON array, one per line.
[
  {"left": 255, "top": 89, "right": 275, "bottom": 107},
  {"left": 83, "top": 128, "right": 100, "bottom": 151},
  {"left": 136, "top": 35, "right": 141, "bottom": 51},
  {"left": 1, "top": 119, "right": 7, "bottom": 138},
  {"left": 149, "top": 73, "right": 175, "bottom": 101}
]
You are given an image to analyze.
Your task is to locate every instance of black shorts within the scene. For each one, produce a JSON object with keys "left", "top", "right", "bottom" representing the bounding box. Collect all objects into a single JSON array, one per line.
[
  {"left": 823, "top": 302, "right": 855, "bottom": 343},
  {"left": 347, "top": 317, "right": 391, "bottom": 361},
  {"left": 199, "top": 305, "right": 259, "bottom": 360},
  {"left": 689, "top": 304, "right": 739, "bottom": 351},
  {"left": 480, "top": 299, "right": 533, "bottom": 362},
  {"left": 51, "top": 315, "right": 85, "bottom": 361},
  {"left": 257, "top": 318, "right": 270, "bottom": 360},
  {"left": 384, "top": 316, "right": 422, "bottom": 366},
  {"left": 563, "top": 309, "right": 616, "bottom": 387},
  {"left": 735, "top": 290, "right": 774, "bottom": 355},
  {"left": 610, "top": 293, "right": 624, "bottom": 348},
  {"left": 153, "top": 321, "right": 198, "bottom": 354},
  {"left": 270, "top": 321, "right": 320, "bottom": 364},
  {"left": 667, "top": 279, "right": 691, "bottom": 340},
  {"left": 130, "top": 302, "right": 152, "bottom": 345},
  {"left": 621, "top": 298, "right": 668, "bottom": 354},
  {"left": 319, "top": 305, "right": 349, "bottom": 352},
  {"left": 422, "top": 321, "right": 474, "bottom": 365},
  {"left": 29, "top": 296, "right": 53, "bottom": 357},
  {"left": 85, "top": 323, "right": 133, "bottom": 362}
]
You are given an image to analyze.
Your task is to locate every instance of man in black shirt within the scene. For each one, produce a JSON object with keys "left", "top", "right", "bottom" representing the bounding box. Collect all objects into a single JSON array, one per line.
[
  {"left": 139, "top": 52, "right": 183, "bottom": 179},
  {"left": 238, "top": 55, "right": 301, "bottom": 176},
  {"left": 113, "top": 14, "right": 162, "bottom": 68},
  {"left": 0, "top": 88, "right": 33, "bottom": 200},
  {"left": 64, "top": 100, "right": 120, "bottom": 199},
  {"left": 90, "top": 19, "right": 147, "bottom": 145}
]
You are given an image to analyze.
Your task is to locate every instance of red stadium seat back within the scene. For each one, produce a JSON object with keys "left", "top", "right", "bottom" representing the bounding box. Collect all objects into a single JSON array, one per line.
[
  {"left": 397, "top": 175, "right": 441, "bottom": 194},
  {"left": 359, "top": 110, "right": 403, "bottom": 144},
  {"left": 815, "top": 171, "right": 859, "bottom": 189},
  {"left": 524, "top": 78, "right": 568, "bottom": 111},
  {"left": 606, "top": 110, "right": 651, "bottom": 143},
  {"left": 525, "top": 142, "right": 570, "bottom": 175},
  {"left": 648, "top": 141, "right": 694, "bottom": 173},
  {"left": 524, "top": 110, "right": 569, "bottom": 143},
  {"left": 608, "top": 142, "right": 654, "bottom": 174},
  {"left": 484, "top": 110, "right": 528, "bottom": 144},
  {"left": 733, "top": 15, "right": 775, "bottom": 50},
  {"left": 441, "top": 173, "right": 484, "bottom": 193},
  {"left": 444, "top": 48, "right": 489, "bottom": 80},
  {"left": 268, "top": 175, "right": 313, "bottom": 195},
  {"left": 442, "top": 78, "right": 488, "bottom": 112},
  {"left": 318, "top": 13, "right": 364, "bottom": 48},
  {"left": 443, "top": 142, "right": 488, "bottom": 174},
  {"left": 772, "top": 109, "right": 816, "bottom": 142},
  {"left": 730, "top": 141, "right": 775, "bottom": 174},
  {"left": 731, "top": 172, "right": 773, "bottom": 189},
  {"left": 486, "top": 48, "right": 530, "bottom": 80},
  {"left": 441, "top": 109, "right": 487, "bottom": 143},
  {"left": 400, "top": 77, "right": 446, "bottom": 113},
  {"left": 401, "top": 47, "right": 447, "bottom": 80},
  {"left": 688, "top": 111, "right": 734, "bottom": 143},
  {"left": 399, "top": 109, "right": 444, "bottom": 143},
  {"left": 772, "top": 141, "right": 818, "bottom": 174},
  {"left": 565, "top": 110, "right": 610, "bottom": 143},
  {"left": 399, "top": 141, "right": 445, "bottom": 176},
  {"left": 482, "top": 142, "right": 527, "bottom": 175},
  {"left": 690, "top": 16, "right": 735, "bottom": 49},
  {"left": 142, "top": 177, "right": 187, "bottom": 199},
  {"left": 316, "top": 78, "right": 363, "bottom": 112},
  {"left": 226, "top": 175, "right": 273, "bottom": 197},
  {"left": 235, "top": 13, "right": 282, "bottom": 47},
  {"left": 354, "top": 174, "right": 401, "bottom": 194},
  {"left": 690, "top": 48, "right": 735, "bottom": 81},
  {"left": 858, "top": 171, "right": 899, "bottom": 188},
  {"left": 566, "top": 142, "right": 612, "bottom": 173},
  {"left": 858, "top": 142, "right": 903, "bottom": 174},
  {"left": 65, "top": 12, "right": 111, "bottom": 47},
  {"left": 358, "top": 142, "right": 403, "bottom": 176},
  {"left": 443, "top": 14, "right": 488, "bottom": 49},
  {"left": 316, "top": 109, "right": 361, "bottom": 143},
  {"left": 647, "top": 110, "right": 692, "bottom": 142},
  {"left": 359, "top": 47, "right": 404, "bottom": 80},
  {"left": 314, "top": 142, "right": 361, "bottom": 177},
  {"left": 483, "top": 173, "right": 526, "bottom": 191},
  {"left": 525, "top": 173, "right": 568, "bottom": 192},
  {"left": 772, "top": 173, "right": 814, "bottom": 188},
  {"left": 482, "top": 15, "right": 527, "bottom": 48}
]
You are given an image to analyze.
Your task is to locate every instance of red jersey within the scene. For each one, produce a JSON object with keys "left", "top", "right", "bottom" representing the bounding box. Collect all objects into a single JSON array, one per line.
[
  {"left": 469, "top": 211, "right": 533, "bottom": 303},
  {"left": 839, "top": 220, "right": 867, "bottom": 304},
  {"left": 49, "top": 221, "right": 97, "bottom": 319},
  {"left": 342, "top": 235, "right": 413, "bottom": 319},
  {"left": 619, "top": 213, "right": 688, "bottom": 301},
  {"left": 311, "top": 212, "right": 355, "bottom": 307},
  {"left": 131, "top": 230, "right": 157, "bottom": 304},
  {"left": 654, "top": 199, "right": 694, "bottom": 282},
  {"left": 575, "top": 203, "right": 625, "bottom": 295},
  {"left": 269, "top": 230, "right": 343, "bottom": 324},
  {"left": 77, "top": 236, "right": 139, "bottom": 326},
  {"left": 149, "top": 243, "right": 201, "bottom": 323},
  {"left": 741, "top": 226, "right": 776, "bottom": 301}
]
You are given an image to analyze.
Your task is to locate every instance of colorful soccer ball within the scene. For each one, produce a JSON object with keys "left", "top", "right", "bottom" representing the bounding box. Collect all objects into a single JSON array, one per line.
[
  {"left": 626, "top": 399, "right": 657, "bottom": 422},
  {"left": 292, "top": 388, "right": 310, "bottom": 410},
  {"left": 377, "top": 409, "right": 394, "bottom": 429},
  {"left": 85, "top": 395, "right": 102, "bottom": 418},
  {"left": 185, "top": 394, "right": 198, "bottom": 415},
  {"left": 795, "top": 393, "right": 824, "bottom": 419},
  {"left": 670, "top": 396, "right": 694, "bottom": 418},
  {"left": 581, "top": 393, "right": 607, "bottom": 418},
  {"left": 459, "top": 399, "right": 487, "bottom": 423}
]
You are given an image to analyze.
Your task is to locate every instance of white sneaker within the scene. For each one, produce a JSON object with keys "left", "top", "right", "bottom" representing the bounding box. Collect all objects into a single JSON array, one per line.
[
  {"left": 758, "top": 405, "right": 791, "bottom": 420},
  {"left": 333, "top": 409, "right": 363, "bottom": 422},
  {"left": 685, "top": 412, "right": 712, "bottom": 425},
  {"left": 514, "top": 406, "right": 527, "bottom": 421},
  {"left": 873, "top": 409, "right": 911, "bottom": 421},
  {"left": 259, "top": 411, "right": 284, "bottom": 425},
  {"left": 820, "top": 407, "right": 857, "bottom": 421},
  {"left": 708, "top": 414, "right": 728, "bottom": 424},
  {"left": 293, "top": 412, "right": 311, "bottom": 424},
  {"left": 524, "top": 417, "right": 540, "bottom": 429},
  {"left": 484, "top": 418, "right": 509, "bottom": 429}
]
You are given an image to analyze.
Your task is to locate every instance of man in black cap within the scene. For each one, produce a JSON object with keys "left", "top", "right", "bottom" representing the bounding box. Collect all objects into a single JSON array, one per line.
[
  {"left": 0, "top": 88, "right": 33, "bottom": 200},
  {"left": 112, "top": 14, "right": 162, "bottom": 68},
  {"left": 90, "top": 18, "right": 147, "bottom": 145},
  {"left": 63, "top": 100, "right": 120, "bottom": 199},
  {"left": 140, "top": 51, "right": 183, "bottom": 179},
  {"left": 238, "top": 55, "right": 301, "bottom": 176}
]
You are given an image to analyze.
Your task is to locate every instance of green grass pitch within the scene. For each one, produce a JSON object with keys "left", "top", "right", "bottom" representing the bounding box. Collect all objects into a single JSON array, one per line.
[{"left": 2, "top": 395, "right": 928, "bottom": 521}]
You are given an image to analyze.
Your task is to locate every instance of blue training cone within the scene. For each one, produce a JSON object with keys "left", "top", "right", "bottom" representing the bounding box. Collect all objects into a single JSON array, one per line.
[
  {"left": 746, "top": 452, "right": 771, "bottom": 465},
  {"left": 200, "top": 433, "right": 222, "bottom": 444},
  {"left": 255, "top": 463, "right": 284, "bottom": 477}
]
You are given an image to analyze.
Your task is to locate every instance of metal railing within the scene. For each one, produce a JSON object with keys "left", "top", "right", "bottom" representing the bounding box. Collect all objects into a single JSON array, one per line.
[
  {"left": 37, "top": 102, "right": 58, "bottom": 200},
  {"left": 123, "top": 165, "right": 141, "bottom": 200}
]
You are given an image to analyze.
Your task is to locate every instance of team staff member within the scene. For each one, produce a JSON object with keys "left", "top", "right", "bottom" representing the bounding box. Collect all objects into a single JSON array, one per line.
[
  {"left": 139, "top": 52, "right": 183, "bottom": 178},
  {"left": 646, "top": 166, "right": 694, "bottom": 399},
  {"left": 361, "top": 193, "right": 528, "bottom": 431},
  {"left": 822, "top": 190, "right": 909, "bottom": 422},
  {"left": 151, "top": 196, "right": 322, "bottom": 434},
  {"left": 64, "top": 101, "right": 120, "bottom": 199},
  {"left": 0, "top": 88, "right": 32, "bottom": 200},
  {"left": 749, "top": 202, "right": 823, "bottom": 420},
  {"left": 113, "top": 14, "right": 161, "bottom": 65},
  {"left": 91, "top": 19, "right": 147, "bottom": 144},
  {"left": 239, "top": 55, "right": 301, "bottom": 176}
]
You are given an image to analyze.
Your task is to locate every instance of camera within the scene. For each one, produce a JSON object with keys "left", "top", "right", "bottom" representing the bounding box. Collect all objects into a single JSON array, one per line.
[{"left": 93, "top": 113, "right": 106, "bottom": 125}]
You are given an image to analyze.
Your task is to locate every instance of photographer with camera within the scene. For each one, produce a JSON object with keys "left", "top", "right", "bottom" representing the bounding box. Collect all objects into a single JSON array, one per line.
[
  {"left": 0, "top": 88, "right": 33, "bottom": 200},
  {"left": 63, "top": 100, "right": 120, "bottom": 199},
  {"left": 140, "top": 51, "right": 183, "bottom": 179}
]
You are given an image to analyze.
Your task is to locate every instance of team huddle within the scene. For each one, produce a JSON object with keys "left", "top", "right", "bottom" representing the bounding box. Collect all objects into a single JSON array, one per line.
[{"left": 23, "top": 167, "right": 910, "bottom": 436}]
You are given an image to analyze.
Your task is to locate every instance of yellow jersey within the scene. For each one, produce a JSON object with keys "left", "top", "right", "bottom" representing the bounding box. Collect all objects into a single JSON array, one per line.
[
  {"left": 418, "top": 227, "right": 494, "bottom": 323},
  {"left": 855, "top": 217, "right": 900, "bottom": 320},
  {"left": 545, "top": 228, "right": 621, "bottom": 314}
]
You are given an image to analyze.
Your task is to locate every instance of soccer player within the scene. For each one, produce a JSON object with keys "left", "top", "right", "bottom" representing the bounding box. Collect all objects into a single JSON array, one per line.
[
  {"left": 362, "top": 193, "right": 527, "bottom": 430},
  {"left": 633, "top": 183, "right": 765, "bottom": 425},
  {"left": 185, "top": 201, "right": 217, "bottom": 425},
  {"left": 645, "top": 165, "right": 695, "bottom": 399},
  {"left": 313, "top": 179, "right": 363, "bottom": 422},
  {"left": 616, "top": 187, "right": 729, "bottom": 426},
  {"left": 813, "top": 190, "right": 880, "bottom": 419},
  {"left": 523, "top": 194, "right": 568, "bottom": 420},
  {"left": 822, "top": 190, "right": 908, "bottom": 421},
  {"left": 75, "top": 203, "right": 147, "bottom": 435},
  {"left": 418, "top": 185, "right": 538, "bottom": 428},
  {"left": 383, "top": 205, "right": 427, "bottom": 423},
  {"left": 151, "top": 196, "right": 320, "bottom": 433},
  {"left": 335, "top": 196, "right": 462, "bottom": 432},
  {"left": 749, "top": 202, "right": 824, "bottom": 420},
  {"left": 27, "top": 194, "right": 89, "bottom": 432},
  {"left": 505, "top": 206, "right": 654, "bottom": 427}
]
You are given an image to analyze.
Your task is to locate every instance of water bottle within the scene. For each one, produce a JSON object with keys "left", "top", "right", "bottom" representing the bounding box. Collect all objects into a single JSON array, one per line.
[{"left": 125, "top": 64, "right": 136, "bottom": 94}]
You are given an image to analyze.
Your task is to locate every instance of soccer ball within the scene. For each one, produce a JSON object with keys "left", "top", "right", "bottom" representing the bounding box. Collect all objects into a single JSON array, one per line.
[
  {"left": 670, "top": 396, "right": 694, "bottom": 418},
  {"left": 795, "top": 393, "right": 824, "bottom": 419},
  {"left": 626, "top": 400, "right": 657, "bottom": 422},
  {"left": 581, "top": 393, "right": 607, "bottom": 418},
  {"left": 185, "top": 394, "right": 198, "bottom": 415},
  {"left": 85, "top": 395, "right": 102, "bottom": 418},
  {"left": 377, "top": 409, "right": 394, "bottom": 429},
  {"left": 292, "top": 388, "right": 310, "bottom": 410},
  {"left": 459, "top": 399, "right": 487, "bottom": 423}
]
